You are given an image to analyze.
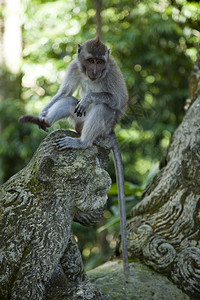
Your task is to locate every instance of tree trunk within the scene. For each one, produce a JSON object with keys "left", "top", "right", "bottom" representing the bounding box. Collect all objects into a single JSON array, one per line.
[
  {"left": 125, "top": 50, "right": 200, "bottom": 299},
  {"left": 2, "top": 0, "right": 22, "bottom": 74},
  {"left": 0, "top": 0, "right": 22, "bottom": 185},
  {"left": 0, "top": 0, "right": 22, "bottom": 100},
  {"left": 189, "top": 47, "right": 200, "bottom": 101},
  {"left": 94, "top": 0, "right": 102, "bottom": 40}
]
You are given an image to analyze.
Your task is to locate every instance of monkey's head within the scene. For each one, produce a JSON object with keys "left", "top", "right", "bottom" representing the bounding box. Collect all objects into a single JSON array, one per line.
[{"left": 77, "top": 37, "right": 110, "bottom": 81}]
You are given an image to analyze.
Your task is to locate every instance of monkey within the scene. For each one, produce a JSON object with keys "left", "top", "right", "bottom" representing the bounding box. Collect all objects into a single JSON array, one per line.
[{"left": 19, "top": 37, "right": 130, "bottom": 276}]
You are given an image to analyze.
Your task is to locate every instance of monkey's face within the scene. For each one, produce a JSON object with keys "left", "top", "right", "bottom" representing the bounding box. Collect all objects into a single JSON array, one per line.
[
  {"left": 84, "top": 57, "right": 106, "bottom": 81},
  {"left": 78, "top": 38, "right": 110, "bottom": 81}
]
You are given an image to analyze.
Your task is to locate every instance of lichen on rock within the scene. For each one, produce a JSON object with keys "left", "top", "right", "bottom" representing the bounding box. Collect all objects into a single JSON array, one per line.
[{"left": 0, "top": 130, "right": 112, "bottom": 300}]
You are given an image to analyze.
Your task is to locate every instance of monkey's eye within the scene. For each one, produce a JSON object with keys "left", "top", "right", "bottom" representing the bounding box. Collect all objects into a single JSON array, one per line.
[{"left": 88, "top": 58, "right": 95, "bottom": 64}]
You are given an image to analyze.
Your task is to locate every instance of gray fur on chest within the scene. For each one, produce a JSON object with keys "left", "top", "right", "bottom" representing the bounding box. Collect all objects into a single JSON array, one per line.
[{"left": 80, "top": 77, "right": 104, "bottom": 97}]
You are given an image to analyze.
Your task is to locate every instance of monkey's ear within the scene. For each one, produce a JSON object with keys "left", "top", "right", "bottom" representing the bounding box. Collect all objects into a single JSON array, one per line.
[
  {"left": 38, "top": 155, "right": 55, "bottom": 182},
  {"left": 77, "top": 44, "right": 82, "bottom": 54},
  {"left": 108, "top": 48, "right": 111, "bottom": 55}
]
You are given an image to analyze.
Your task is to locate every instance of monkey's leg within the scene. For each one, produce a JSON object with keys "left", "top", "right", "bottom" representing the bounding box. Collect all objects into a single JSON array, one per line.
[
  {"left": 55, "top": 104, "right": 115, "bottom": 150},
  {"left": 42, "top": 96, "right": 78, "bottom": 126},
  {"left": 19, "top": 97, "right": 79, "bottom": 132}
]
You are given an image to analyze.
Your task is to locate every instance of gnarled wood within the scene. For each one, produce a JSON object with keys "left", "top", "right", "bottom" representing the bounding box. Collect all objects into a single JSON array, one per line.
[{"left": 126, "top": 95, "right": 200, "bottom": 298}]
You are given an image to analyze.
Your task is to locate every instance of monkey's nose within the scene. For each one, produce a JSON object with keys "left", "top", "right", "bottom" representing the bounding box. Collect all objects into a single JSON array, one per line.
[{"left": 92, "top": 65, "right": 97, "bottom": 76}]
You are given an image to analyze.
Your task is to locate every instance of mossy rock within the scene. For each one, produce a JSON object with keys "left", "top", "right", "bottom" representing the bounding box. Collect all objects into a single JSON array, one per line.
[{"left": 87, "top": 260, "right": 189, "bottom": 300}]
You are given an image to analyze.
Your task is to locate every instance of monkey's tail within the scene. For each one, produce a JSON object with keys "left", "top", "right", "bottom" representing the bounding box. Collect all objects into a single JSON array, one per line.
[{"left": 111, "top": 132, "right": 130, "bottom": 277}]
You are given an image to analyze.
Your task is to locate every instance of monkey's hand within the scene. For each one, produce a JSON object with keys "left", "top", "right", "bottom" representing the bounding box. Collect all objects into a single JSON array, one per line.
[{"left": 74, "top": 97, "right": 91, "bottom": 117}]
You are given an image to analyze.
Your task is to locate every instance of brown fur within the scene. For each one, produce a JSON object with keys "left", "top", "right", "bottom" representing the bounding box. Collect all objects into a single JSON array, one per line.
[
  {"left": 19, "top": 115, "right": 50, "bottom": 132},
  {"left": 82, "top": 38, "right": 107, "bottom": 57}
]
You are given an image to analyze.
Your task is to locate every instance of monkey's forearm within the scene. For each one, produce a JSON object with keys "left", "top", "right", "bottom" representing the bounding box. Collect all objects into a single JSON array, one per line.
[
  {"left": 74, "top": 92, "right": 120, "bottom": 117},
  {"left": 41, "top": 61, "right": 80, "bottom": 117}
]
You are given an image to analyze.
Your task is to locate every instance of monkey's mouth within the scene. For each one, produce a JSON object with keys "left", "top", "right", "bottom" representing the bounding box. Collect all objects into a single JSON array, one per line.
[
  {"left": 88, "top": 74, "right": 99, "bottom": 81},
  {"left": 89, "top": 76, "right": 97, "bottom": 81}
]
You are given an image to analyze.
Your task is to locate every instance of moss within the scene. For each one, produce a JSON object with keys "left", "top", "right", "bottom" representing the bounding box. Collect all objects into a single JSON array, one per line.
[{"left": 88, "top": 260, "right": 190, "bottom": 300}]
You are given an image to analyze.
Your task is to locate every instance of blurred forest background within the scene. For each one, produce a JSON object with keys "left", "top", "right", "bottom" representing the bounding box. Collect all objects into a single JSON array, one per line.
[{"left": 0, "top": 0, "right": 200, "bottom": 270}]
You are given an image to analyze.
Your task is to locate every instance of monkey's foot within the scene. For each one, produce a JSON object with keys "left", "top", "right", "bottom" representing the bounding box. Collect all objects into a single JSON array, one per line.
[
  {"left": 19, "top": 115, "right": 50, "bottom": 132},
  {"left": 54, "top": 136, "right": 87, "bottom": 150}
]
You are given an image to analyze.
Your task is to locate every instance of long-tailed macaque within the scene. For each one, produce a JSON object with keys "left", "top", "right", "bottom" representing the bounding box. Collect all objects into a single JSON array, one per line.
[{"left": 19, "top": 38, "right": 129, "bottom": 276}]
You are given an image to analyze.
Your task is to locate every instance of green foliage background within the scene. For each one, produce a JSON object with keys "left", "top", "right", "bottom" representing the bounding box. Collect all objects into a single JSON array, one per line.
[{"left": 0, "top": 0, "right": 200, "bottom": 270}]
